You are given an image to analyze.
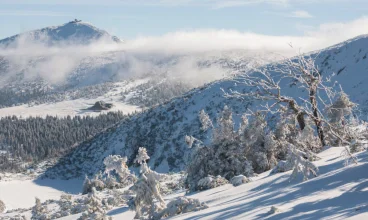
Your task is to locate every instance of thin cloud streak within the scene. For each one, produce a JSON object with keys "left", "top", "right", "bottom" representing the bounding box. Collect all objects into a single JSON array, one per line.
[
  {"left": 0, "top": 10, "right": 71, "bottom": 17},
  {"left": 288, "top": 10, "right": 313, "bottom": 18}
]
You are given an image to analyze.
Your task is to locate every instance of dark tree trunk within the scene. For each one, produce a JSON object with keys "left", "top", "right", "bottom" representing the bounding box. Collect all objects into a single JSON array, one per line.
[
  {"left": 287, "top": 99, "right": 306, "bottom": 131},
  {"left": 309, "top": 86, "right": 326, "bottom": 147},
  {"left": 296, "top": 113, "right": 306, "bottom": 131}
]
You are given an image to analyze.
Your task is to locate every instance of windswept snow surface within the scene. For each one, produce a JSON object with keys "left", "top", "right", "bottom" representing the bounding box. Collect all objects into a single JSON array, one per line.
[
  {"left": 2, "top": 147, "right": 368, "bottom": 219},
  {"left": 110, "top": 147, "right": 368, "bottom": 220},
  {"left": 116, "top": 147, "right": 368, "bottom": 220}
]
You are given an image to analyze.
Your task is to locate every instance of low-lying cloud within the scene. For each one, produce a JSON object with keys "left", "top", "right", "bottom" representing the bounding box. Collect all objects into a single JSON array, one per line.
[{"left": 0, "top": 16, "right": 367, "bottom": 87}]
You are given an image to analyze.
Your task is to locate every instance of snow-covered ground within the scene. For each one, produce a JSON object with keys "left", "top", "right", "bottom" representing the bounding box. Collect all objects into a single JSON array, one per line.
[
  {"left": 0, "top": 98, "right": 139, "bottom": 118},
  {"left": 0, "top": 179, "right": 82, "bottom": 211},
  {"left": 164, "top": 147, "right": 368, "bottom": 220},
  {"left": 0, "top": 81, "right": 143, "bottom": 118},
  {"left": 1, "top": 147, "right": 368, "bottom": 219}
]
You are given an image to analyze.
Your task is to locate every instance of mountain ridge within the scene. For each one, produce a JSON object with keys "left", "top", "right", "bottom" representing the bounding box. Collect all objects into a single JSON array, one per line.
[{"left": 0, "top": 20, "right": 122, "bottom": 48}]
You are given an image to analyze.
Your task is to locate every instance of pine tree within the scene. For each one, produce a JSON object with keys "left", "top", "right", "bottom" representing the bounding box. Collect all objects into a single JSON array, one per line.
[
  {"left": 58, "top": 194, "right": 73, "bottom": 217},
  {"left": 103, "top": 155, "right": 136, "bottom": 187},
  {"left": 79, "top": 187, "right": 111, "bottom": 220},
  {"left": 326, "top": 91, "right": 359, "bottom": 147},
  {"left": 186, "top": 106, "right": 253, "bottom": 191},
  {"left": 31, "top": 198, "right": 50, "bottom": 220},
  {"left": 199, "top": 109, "right": 213, "bottom": 131},
  {"left": 130, "top": 147, "right": 167, "bottom": 219}
]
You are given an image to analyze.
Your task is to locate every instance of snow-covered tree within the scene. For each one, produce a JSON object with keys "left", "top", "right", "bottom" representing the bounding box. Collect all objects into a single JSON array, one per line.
[
  {"left": 327, "top": 91, "right": 356, "bottom": 124},
  {"left": 213, "top": 106, "right": 236, "bottom": 145},
  {"left": 227, "top": 55, "right": 338, "bottom": 147},
  {"left": 31, "top": 198, "right": 50, "bottom": 220},
  {"left": 0, "top": 199, "right": 5, "bottom": 213},
  {"left": 78, "top": 187, "right": 111, "bottom": 220},
  {"left": 326, "top": 91, "right": 359, "bottom": 146},
  {"left": 186, "top": 107, "right": 253, "bottom": 191},
  {"left": 104, "top": 155, "right": 136, "bottom": 186},
  {"left": 199, "top": 109, "right": 213, "bottom": 131},
  {"left": 134, "top": 147, "right": 150, "bottom": 165},
  {"left": 296, "top": 121, "right": 321, "bottom": 153},
  {"left": 287, "top": 144, "right": 318, "bottom": 181},
  {"left": 264, "top": 132, "right": 278, "bottom": 168},
  {"left": 58, "top": 194, "right": 73, "bottom": 217},
  {"left": 82, "top": 174, "right": 105, "bottom": 194},
  {"left": 129, "top": 147, "right": 167, "bottom": 219}
]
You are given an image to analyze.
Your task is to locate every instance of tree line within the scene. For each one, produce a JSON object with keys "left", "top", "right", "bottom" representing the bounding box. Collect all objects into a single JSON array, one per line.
[{"left": 0, "top": 111, "right": 126, "bottom": 172}]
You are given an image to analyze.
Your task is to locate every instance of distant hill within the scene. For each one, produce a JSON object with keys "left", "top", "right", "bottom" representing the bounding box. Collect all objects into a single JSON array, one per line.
[{"left": 0, "top": 20, "right": 122, "bottom": 48}]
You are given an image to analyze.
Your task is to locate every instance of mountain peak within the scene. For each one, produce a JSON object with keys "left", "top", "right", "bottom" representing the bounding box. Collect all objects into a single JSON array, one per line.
[{"left": 0, "top": 20, "right": 122, "bottom": 48}]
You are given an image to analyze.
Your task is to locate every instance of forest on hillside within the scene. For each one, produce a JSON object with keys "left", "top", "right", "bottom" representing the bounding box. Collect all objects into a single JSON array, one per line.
[{"left": 0, "top": 111, "right": 126, "bottom": 172}]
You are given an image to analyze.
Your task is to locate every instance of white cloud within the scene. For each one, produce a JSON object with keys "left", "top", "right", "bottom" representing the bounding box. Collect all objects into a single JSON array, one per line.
[
  {"left": 288, "top": 10, "right": 313, "bottom": 18},
  {"left": 265, "top": 10, "right": 313, "bottom": 18},
  {"left": 2, "top": 16, "right": 367, "bottom": 56},
  {"left": 120, "top": 17, "right": 368, "bottom": 56}
]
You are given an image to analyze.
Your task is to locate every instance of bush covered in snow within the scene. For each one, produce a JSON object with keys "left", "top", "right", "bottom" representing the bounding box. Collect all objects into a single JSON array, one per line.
[
  {"left": 271, "top": 144, "right": 319, "bottom": 181},
  {"left": 55, "top": 194, "right": 73, "bottom": 217},
  {"left": 82, "top": 174, "right": 106, "bottom": 194},
  {"left": 197, "top": 175, "right": 229, "bottom": 191},
  {"left": 82, "top": 155, "right": 137, "bottom": 194},
  {"left": 287, "top": 145, "right": 318, "bottom": 181},
  {"left": 159, "top": 173, "right": 186, "bottom": 196},
  {"left": 230, "top": 175, "right": 250, "bottom": 186},
  {"left": 0, "top": 199, "right": 5, "bottom": 213},
  {"left": 271, "top": 160, "right": 292, "bottom": 173},
  {"left": 268, "top": 206, "right": 282, "bottom": 215},
  {"left": 154, "top": 197, "right": 208, "bottom": 219},
  {"left": 31, "top": 198, "right": 50, "bottom": 220}
]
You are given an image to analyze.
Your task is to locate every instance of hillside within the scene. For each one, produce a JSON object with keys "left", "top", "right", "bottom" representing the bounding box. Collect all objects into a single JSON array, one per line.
[
  {"left": 45, "top": 34, "right": 368, "bottom": 179},
  {"left": 2, "top": 146, "right": 368, "bottom": 219}
]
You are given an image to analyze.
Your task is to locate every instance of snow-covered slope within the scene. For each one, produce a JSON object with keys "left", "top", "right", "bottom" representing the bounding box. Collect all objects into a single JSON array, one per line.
[
  {"left": 113, "top": 147, "right": 368, "bottom": 220},
  {"left": 0, "top": 20, "right": 121, "bottom": 48},
  {"left": 45, "top": 34, "right": 368, "bottom": 179},
  {"left": 2, "top": 146, "right": 368, "bottom": 219}
]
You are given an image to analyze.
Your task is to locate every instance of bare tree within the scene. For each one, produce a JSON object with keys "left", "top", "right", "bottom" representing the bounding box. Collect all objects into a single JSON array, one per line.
[
  {"left": 226, "top": 54, "right": 337, "bottom": 147},
  {"left": 226, "top": 53, "right": 360, "bottom": 164}
]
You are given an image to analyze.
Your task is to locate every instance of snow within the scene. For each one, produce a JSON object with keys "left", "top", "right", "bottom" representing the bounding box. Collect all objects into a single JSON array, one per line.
[
  {"left": 0, "top": 179, "right": 83, "bottom": 210},
  {"left": 162, "top": 147, "right": 368, "bottom": 220},
  {"left": 2, "top": 147, "right": 368, "bottom": 219},
  {"left": 0, "top": 98, "right": 138, "bottom": 118},
  {"left": 0, "top": 81, "right": 143, "bottom": 118}
]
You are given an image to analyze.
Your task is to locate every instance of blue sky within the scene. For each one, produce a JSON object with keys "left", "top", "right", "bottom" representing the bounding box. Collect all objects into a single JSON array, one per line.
[{"left": 0, "top": 0, "right": 367, "bottom": 40}]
